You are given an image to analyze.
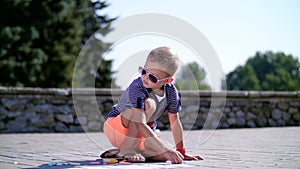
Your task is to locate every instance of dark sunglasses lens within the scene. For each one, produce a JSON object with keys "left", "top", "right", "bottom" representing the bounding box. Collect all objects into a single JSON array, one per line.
[
  {"left": 139, "top": 67, "right": 158, "bottom": 83},
  {"left": 141, "top": 69, "right": 147, "bottom": 75},
  {"left": 149, "top": 74, "right": 158, "bottom": 83}
]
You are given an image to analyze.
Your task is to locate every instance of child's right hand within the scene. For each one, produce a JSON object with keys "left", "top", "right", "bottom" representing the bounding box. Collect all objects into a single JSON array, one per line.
[{"left": 163, "top": 149, "right": 184, "bottom": 164}]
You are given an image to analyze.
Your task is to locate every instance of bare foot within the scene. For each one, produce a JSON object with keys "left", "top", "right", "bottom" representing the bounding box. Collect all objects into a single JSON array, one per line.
[{"left": 123, "top": 153, "right": 145, "bottom": 163}]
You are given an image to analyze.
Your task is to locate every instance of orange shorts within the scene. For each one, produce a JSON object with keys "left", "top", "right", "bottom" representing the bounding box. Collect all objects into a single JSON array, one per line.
[{"left": 103, "top": 115, "right": 145, "bottom": 151}]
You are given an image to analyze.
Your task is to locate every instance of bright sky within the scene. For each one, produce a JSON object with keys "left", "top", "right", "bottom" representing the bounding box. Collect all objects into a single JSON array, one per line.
[
  {"left": 95, "top": 0, "right": 300, "bottom": 90},
  {"left": 102, "top": 0, "right": 300, "bottom": 73}
]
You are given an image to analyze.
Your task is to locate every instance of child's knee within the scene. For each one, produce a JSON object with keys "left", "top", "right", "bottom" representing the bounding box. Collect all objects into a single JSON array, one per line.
[{"left": 145, "top": 98, "right": 156, "bottom": 115}]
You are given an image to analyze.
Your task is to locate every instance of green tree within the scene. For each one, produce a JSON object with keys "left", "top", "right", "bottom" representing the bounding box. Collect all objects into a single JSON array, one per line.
[
  {"left": 74, "top": 0, "right": 117, "bottom": 88},
  {"left": 226, "top": 51, "right": 300, "bottom": 91},
  {"left": 0, "top": 0, "right": 116, "bottom": 88},
  {"left": 174, "top": 62, "right": 210, "bottom": 90},
  {"left": 226, "top": 65, "right": 260, "bottom": 90}
]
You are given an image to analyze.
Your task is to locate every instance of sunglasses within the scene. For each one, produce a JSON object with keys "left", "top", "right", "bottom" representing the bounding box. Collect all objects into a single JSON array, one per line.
[{"left": 138, "top": 67, "right": 170, "bottom": 84}]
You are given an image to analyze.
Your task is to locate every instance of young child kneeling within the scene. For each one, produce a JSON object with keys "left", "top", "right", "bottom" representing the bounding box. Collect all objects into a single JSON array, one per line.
[{"left": 103, "top": 46, "right": 203, "bottom": 163}]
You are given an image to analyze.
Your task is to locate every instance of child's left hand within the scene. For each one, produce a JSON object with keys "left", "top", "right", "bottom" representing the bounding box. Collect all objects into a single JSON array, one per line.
[{"left": 183, "top": 153, "right": 204, "bottom": 160}]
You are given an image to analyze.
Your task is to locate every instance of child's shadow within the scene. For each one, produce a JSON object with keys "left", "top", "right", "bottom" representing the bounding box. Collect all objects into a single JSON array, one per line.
[{"left": 24, "top": 160, "right": 110, "bottom": 169}]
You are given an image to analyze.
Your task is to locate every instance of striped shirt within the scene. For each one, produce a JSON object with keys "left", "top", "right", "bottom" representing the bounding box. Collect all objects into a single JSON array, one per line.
[{"left": 106, "top": 77, "right": 181, "bottom": 129}]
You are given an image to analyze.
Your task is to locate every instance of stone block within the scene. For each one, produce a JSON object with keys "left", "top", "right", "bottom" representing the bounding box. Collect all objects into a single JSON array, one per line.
[
  {"left": 232, "top": 107, "right": 241, "bottom": 112},
  {"left": 282, "top": 111, "right": 291, "bottom": 121},
  {"left": 228, "top": 112, "right": 235, "bottom": 118},
  {"left": 194, "top": 119, "right": 205, "bottom": 128},
  {"left": 57, "top": 105, "right": 73, "bottom": 114},
  {"left": 0, "top": 122, "right": 5, "bottom": 129},
  {"left": 219, "top": 122, "right": 229, "bottom": 128},
  {"left": 55, "top": 122, "right": 69, "bottom": 132},
  {"left": 293, "top": 113, "right": 300, "bottom": 121},
  {"left": 290, "top": 101, "right": 300, "bottom": 107},
  {"left": 35, "top": 104, "right": 55, "bottom": 114},
  {"left": 7, "top": 111, "right": 22, "bottom": 118},
  {"left": 183, "top": 124, "right": 193, "bottom": 130},
  {"left": 24, "top": 110, "right": 36, "bottom": 119},
  {"left": 235, "top": 100, "right": 247, "bottom": 106},
  {"left": 236, "top": 110, "right": 245, "bottom": 117},
  {"left": 277, "top": 102, "right": 289, "bottom": 110},
  {"left": 6, "top": 117, "right": 27, "bottom": 132},
  {"left": 264, "top": 111, "right": 271, "bottom": 118},
  {"left": 87, "top": 122, "right": 101, "bottom": 132},
  {"left": 227, "top": 118, "right": 236, "bottom": 126},
  {"left": 1, "top": 98, "right": 27, "bottom": 111},
  {"left": 225, "top": 101, "right": 234, "bottom": 107},
  {"left": 246, "top": 112, "right": 256, "bottom": 120},
  {"left": 21, "top": 126, "right": 38, "bottom": 132},
  {"left": 185, "top": 105, "right": 199, "bottom": 113},
  {"left": 0, "top": 106, "right": 8, "bottom": 116},
  {"left": 43, "top": 114, "right": 55, "bottom": 125},
  {"left": 272, "top": 109, "right": 282, "bottom": 120},
  {"left": 288, "top": 107, "right": 298, "bottom": 114},
  {"left": 55, "top": 114, "right": 73, "bottom": 124},
  {"left": 31, "top": 116, "right": 43, "bottom": 127},
  {"left": 200, "top": 101, "right": 210, "bottom": 107},
  {"left": 88, "top": 112, "right": 100, "bottom": 121},
  {"left": 199, "top": 107, "right": 209, "bottom": 113},
  {"left": 246, "top": 121, "right": 256, "bottom": 128},
  {"left": 256, "top": 116, "right": 267, "bottom": 127},
  {"left": 268, "top": 119, "right": 277, "bottom": 127},
  {"left": 69, "top": 125, "right": 84, "bottom": 132},
  {"left": 276, "top": 119, "right": 286, "bottom": 126},
  {"left": 103, "top": 101, "right": 113, "bottom": 112},
  {"left": 223, "top": 107, "right": 231, "bottom": 113},
  {"left": 251, "top": 101, "right": 262, "bottom": 108},
  {"left": 236, "top": 117, "right": 246, "bottom": 127},
  {"left": 75, "top": 116, "right": 88, "bottom": 125}
]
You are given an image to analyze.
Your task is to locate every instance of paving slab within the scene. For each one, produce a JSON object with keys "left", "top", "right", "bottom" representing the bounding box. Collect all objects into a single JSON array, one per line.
[{"left": 0, "top": 127, "right": 300, "bottom": 169}]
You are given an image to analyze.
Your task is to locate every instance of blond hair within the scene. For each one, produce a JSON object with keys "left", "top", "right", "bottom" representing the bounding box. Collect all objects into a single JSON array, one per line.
[{"left": 145, "top": 47, "right": 179, "bottom": 76}]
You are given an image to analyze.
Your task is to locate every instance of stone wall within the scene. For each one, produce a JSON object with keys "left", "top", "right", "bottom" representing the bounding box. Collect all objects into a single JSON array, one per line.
[
  {"left": 0, "top": 87, "right": 299, "bottom": 133},
  {"left": 176, "top": 91, "right": 300, "bottom": 130}
]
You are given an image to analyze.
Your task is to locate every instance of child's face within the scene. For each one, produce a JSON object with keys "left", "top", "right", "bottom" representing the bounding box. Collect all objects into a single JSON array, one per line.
[{"left": 141, "top": 62, "right": 172, "bottom": 89}]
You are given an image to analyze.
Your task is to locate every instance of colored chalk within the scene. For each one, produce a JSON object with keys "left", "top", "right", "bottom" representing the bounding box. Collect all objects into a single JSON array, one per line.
[
  {"left": 119, "top": 160, "right": 131, "bottom": 165},
  {"left": 103, "top": 158, "right": 118, "bottom": 164},
  {"left": 68, "top": 162, "right": 80, "bottom": 166},
  {"left": 96, "top": 158, "right": 118, "bottom": 164},
  {"left": 48, "top": 162, "right": 55, "bottom": 166},
  {"left": 90, "top": 161, "right": 101, "bottom": 165}
]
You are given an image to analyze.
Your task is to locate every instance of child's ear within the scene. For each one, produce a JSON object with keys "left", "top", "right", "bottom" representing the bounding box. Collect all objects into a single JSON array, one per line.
[{"left": 165, "top": 77, "right": 174, "bottom": 84}]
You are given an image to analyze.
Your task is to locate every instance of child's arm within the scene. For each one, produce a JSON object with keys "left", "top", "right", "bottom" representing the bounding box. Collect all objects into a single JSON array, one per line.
[
  {"left": 168, "top": 113, "right": 204, "bottom": 160},
  {"left": 168, "top": 112, "right": 184, "bottom": 150}
]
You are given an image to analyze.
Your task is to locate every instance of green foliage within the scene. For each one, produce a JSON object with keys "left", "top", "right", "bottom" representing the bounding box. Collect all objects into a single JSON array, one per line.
[
  {"left": 72, "top": 35, "right": 117, "bottom": 88},
  {"left": 226, "top": 51, "right": 300, "bottom": 91},
  {"left": 0, "top": 0, "right": 116, "bottom": 88},
  {"left": 226, "top": 65, "right": 260, "bottom": 90},
  {"left": 174, "top": 62, "right": 210, "bottom": 90}
]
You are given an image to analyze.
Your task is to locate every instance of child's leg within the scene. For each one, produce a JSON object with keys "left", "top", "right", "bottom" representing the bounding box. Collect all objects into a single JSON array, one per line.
[
  {"left": 105, "top": 98, "right": 178, "bottom": 162},
  {"left": 141, "top": 99, "right": 174, "bottom": 161},
  {"left": 111, "top": 108, "right": 147, "bottom": 162},
  {"left": 144, "top": 97, "right": 156, "bottom": 122},
  {"left": 103, "top": 115, "right": 127, "bottom": 149},
  {"left": 142, "top": 139, "right": 171, "bottom": 162},
  {"left": 103, "top": 98, "right": 155, "bottom": 149},
  {"left": 120, "top": 98, "right": 184, "bottom": 163},
  {"left": 119, "top": 98, "right": 156, "bottom": 158},
  {"left": 103, "top": 112, "right": 145, "bottom": 162}
]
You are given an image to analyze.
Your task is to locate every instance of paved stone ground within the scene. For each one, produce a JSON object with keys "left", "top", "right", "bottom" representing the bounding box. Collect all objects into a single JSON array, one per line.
[{"left": 0, "top": 127, "right": 300, "bottom": 169}]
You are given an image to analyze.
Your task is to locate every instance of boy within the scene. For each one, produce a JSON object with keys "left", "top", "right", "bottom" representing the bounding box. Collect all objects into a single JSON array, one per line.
[{"left": 103, "top": 47, "right": 203, "bottom": 164}]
